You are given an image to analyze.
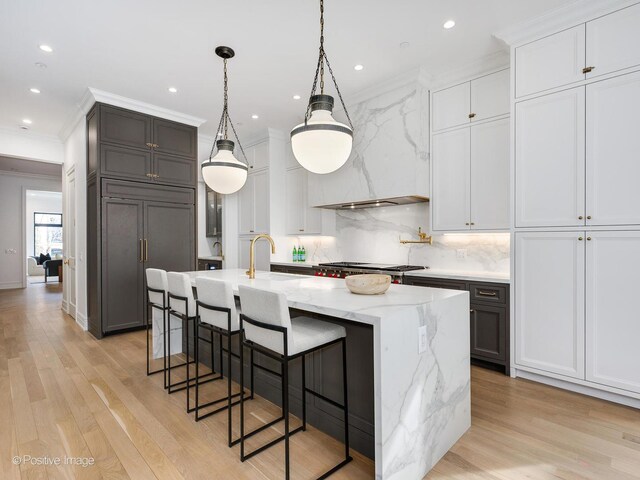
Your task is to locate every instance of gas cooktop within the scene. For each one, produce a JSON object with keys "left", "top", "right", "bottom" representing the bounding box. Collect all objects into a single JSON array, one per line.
[{"left": 318, "top": 262, "right": 428, "bottom": 273}]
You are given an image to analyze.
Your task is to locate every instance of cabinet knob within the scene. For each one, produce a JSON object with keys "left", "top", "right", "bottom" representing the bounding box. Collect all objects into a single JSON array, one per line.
[
  {"left": 299, "top": 229, "right": 304, "bottom": 232},
  {"left": 145, "top": 142, "right": 153, "bottom": 148},
  {"left": 468, "top": 113, "right": 476, "bottom": 119},
  {"left": 587, "top": 215, "right": 592, "bottom": 220},
  {"left": 470, "top": 222, "right": 475, "bottom": 226},
  {"left": 465, "top": 222, "right": 470, "bottom": 226},
  {"left": 578, "top": 236, "right": 584, "bottom": 241},
  {"left": 587, "top": 236, "right": 592, "bottom": 241},
  {"left": 578, "top": 216, "right": 583, "bottom": 220},
  {"left": 582, "top": 66, "right": 595, "bottom": 74},
  {"left": 146, "top": 173, "right": 153, "bottom": 177}
]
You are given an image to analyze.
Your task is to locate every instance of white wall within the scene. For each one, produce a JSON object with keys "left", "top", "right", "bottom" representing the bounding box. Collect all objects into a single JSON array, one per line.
[
  {"left": 63, "top": 120, "right": 87, "bottom": 328},
  {"left": 0, "top": 172, "right": 62, "bottom": 289},
  {"left": 0, "top": 127, "right": 64, "bottom": 164},
  {"left": 26, "top": 191, "right": 63, "bottom": 257}
]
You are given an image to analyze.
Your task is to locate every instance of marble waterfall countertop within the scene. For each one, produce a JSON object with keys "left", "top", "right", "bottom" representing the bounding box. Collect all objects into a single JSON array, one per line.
[{"left": 186, "top": 269, "right": 471, "bottom": 479}]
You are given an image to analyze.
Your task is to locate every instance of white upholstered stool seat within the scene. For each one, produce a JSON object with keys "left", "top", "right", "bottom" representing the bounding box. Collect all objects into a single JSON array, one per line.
[
  {"left": 144, "top": 268, "right": 170, "bottom": 379},
  {"left": 286, "top": 317, "right": 345, "bottom": 356}
]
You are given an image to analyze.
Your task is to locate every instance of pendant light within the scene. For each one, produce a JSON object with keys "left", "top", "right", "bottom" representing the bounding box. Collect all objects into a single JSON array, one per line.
[
  {"left": 291, "top": 0, "right": 355, "bottom": 175},
  {"left": 201, "top": 46, "right": 249, "bottom": 194}
]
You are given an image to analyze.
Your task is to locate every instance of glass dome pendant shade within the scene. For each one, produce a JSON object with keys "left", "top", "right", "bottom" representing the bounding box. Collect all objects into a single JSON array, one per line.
[
  {"left": 201, "top": 139, "right": 248, "bottom": 194},
  {"left": 201, "top": 45, "right": 250, "bottom": 194},
  {"left": 291, "top": 0, "right": 355, "bottom": 175},
  {"left": 291, "top": 94, "right": 353, "bottom": 174}
]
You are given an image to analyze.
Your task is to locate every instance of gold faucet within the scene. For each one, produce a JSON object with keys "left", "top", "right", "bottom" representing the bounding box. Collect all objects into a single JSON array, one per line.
[
  {"left": 399, "top": 227, "right": 433, "bottom": 245},
  {"left": 246, "top": 234, "right": 276, "bottom": 279}
]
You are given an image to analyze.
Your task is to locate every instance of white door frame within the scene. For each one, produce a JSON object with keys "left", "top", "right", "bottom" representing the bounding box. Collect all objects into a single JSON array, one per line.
[{"left": 64, "top": 165, "right": 77, "bottom": 319}]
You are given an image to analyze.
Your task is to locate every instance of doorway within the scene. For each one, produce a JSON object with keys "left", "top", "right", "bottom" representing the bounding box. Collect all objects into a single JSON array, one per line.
[{"left": 25, "top": 190, "right": 63, "bottom": 286}]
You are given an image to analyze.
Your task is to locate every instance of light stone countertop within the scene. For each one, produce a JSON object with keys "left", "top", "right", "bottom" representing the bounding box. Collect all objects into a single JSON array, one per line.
[{"left": 404, "top": 269, "right": 511, "bottom": 284}]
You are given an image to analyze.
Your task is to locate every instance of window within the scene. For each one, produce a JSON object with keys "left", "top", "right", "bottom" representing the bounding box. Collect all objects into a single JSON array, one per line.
[{"left": 34, "top": 212, "right": 63, "bottom": 256}]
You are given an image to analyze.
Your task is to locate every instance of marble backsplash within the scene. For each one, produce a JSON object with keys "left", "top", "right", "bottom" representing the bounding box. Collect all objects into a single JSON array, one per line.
[{"left": 272, "top": 203, "right": 510, "bottom": 274}]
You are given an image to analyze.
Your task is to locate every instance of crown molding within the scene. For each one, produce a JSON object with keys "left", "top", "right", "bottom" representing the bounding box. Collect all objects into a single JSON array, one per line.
[
  {"left": 425, "top": 50, "right": 510, "bottom": 90},
  {"left": 60, "top": 87, "right": 207, "bottom": 141},
  {"left": 494, "top": 0, "right": 639, "bottom": 47}
]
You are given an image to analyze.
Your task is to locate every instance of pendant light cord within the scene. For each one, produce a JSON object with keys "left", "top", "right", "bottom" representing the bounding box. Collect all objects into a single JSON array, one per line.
[
  {"left": 304, "top": 0, "right": 354, "bottom": 131},
  {"left": 209, "top": 54, "right": 250, "bottom": 168}
]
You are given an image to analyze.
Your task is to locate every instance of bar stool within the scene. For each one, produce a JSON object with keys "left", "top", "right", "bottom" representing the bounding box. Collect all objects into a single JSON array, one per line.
[
  {"left": 194, "top": 277, "right": 253, "bottom": 446},
  {"left": 166, "top": 272, "right": 218, "bottom": 412},
  {"left": 145, "top": 268, "right": 169, "bottom": 383},
  {"left": 238, "top": 285, "right": 352, "bottom": 480}
]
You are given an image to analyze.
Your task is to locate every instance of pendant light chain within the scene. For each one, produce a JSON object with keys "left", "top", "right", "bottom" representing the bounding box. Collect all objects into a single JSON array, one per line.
[
  {"left": 208, "top": 53, "right": 250, "bottom": 168},
  {"left": 303, "top": 0, "right": 354, "bottom": 130}
]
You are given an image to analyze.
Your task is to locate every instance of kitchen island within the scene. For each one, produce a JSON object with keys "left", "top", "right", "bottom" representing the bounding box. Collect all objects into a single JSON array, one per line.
[{"left": 184, "top": 269, "right": 470, "bottom": 480}]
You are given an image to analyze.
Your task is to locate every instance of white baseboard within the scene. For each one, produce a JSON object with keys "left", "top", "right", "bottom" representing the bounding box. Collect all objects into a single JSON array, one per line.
[
  {"left": 62, "top": 299, "right": 69, "bottom": 313},
  {"left": 76, "top": 312, "right": 88, "bottom": 331},
  {"left": 516, "top": 369, "right": 640, "bottom": 409},
  {"left": 0, "top": 281, "right": 24, "bottom": 290}
]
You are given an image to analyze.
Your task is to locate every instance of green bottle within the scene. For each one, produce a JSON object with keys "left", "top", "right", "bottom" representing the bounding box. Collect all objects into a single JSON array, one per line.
[
  {"left": 292, "top": 246, "right": 298, "bottom": 262},
  {"left": 301, "top": 246, "right": 306, "bottom": 262}
]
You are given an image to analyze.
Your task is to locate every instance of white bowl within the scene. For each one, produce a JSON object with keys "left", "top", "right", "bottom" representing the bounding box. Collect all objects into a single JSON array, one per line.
[{"left": 345, "top": 274, "right": 391, "bottom": 295}]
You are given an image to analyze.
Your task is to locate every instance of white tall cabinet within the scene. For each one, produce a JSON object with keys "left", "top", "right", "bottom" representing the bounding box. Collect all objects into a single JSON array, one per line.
[
  {"left": 511, "top": 2, "right": 640, "bottom": 403},
  {"left": 431, "top": 69, "right": 510, "bottom": 232}
]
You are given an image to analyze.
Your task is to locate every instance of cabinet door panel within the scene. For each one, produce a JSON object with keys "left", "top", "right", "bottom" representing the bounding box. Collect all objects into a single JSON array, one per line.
[
  {"left": 238, "top": 175, "right": 255, "bottom": 234},
  {"left": 586, "top": 3, "right": 640, "bottom": 79},
  {"left": 586, "top": 231, "right": 640, "bottom": 394},
  {"left": 586, "top": 71, "right": 640, "bottom": 226},
  {"left": 100, "top": 144, "right": 152, "bottom": 182},
  {"left": 470, "top": 118, "right": 510, "bottom": 230},
  {"left": 253, "top": 170, "right": 270, "bottom": 234},
  {"left": 286, "top": 168, "right": 305, "bottom": 234},
  {"left": 100, "top": 106, "right": 151, "bottom": 150},
  {"left": 515, "top": 232, "right": 585, "bottom": 379},
  {"left": 432, "top": 82, "right": 471, "bottom": 131},
  {"left": 432, "top": 128, "right": 470, "bottom": 231},
  {"left": 471, "top": 69, "right": 510, "bottom": 122},
  {"left": 101, "top": 198, "right": 144, "bottom": 332},
  {"left": 470, "top": 304, "right": 506, "bottom": 361},
  {"left": 252, "top": 141, "right": 270, "bottom": 171},
  {"left": 153, "top": 153, "right": 196, "bottom": 187},
  {"left": 144, "top": 202, "right": 195, "bottom": 273},
  {"left": 152, "top": 119, "right": 197, "bottom": 159},
  {"left": 238, "top": 237, "right": 270, "bottom": 271},
  {"left": 515, "top": 25, "right": 586, "bottom": 98},
  {"left": 515, "top": 88, "right": 585, "bottom": 227}
]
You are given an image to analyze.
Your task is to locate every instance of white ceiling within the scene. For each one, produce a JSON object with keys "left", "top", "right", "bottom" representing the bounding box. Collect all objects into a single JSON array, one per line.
[{"left": 0, "top": 0, "right": 577, "bottom": 141}]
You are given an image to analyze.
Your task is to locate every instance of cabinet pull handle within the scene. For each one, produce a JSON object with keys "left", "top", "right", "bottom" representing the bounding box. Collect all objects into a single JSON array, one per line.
[
  {"left": 145, "top": 142, "right": 153, "bottom": 148},
  {"left": 578, "top": 236, "right": 584, "bottom": 241},
  {"left": 144, "top": 239, "right": 148, "bottom": 262},
  {"left": 299, "top": 229, "right": 304, "bottom": 232},
  {"left": 468, "top": 113, "right": 476, "bottom": 119},
  {"left": 470, "top": 222, "right": 475, "bottom": 226},
  {"left": 465, "top": 222, "right": 470, "bottom": 226},
  {"left": 139, "top": 239, "right": 144, "bottom": 262},
  {"left": 477, "top": 290, "right": 497, "bottom": 297},
  {"left": 153, "top": 143, "right": 159, "bottom": 149},
  {"left": 582, "top": 66, "right": 595, "bottom": 74}
]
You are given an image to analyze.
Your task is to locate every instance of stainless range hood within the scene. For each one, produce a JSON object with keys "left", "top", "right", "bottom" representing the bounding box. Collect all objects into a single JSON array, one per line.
[{"left": 316, "top": 195, "right": 429, "bottom": 210}]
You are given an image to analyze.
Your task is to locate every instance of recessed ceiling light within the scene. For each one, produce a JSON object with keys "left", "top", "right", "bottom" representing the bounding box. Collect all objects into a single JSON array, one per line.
[
  {"left": 34, "top": 62, "right": 47, "bottom": 69},
  {"left": 293, "top": 95, "right": 301, "bottom": 100},
  {"left": 354, "top": 64, "right": 364, "bottom": 71},
  {"left": 29, "top": 88, "right": 41, "bottom": 94},
  {"left": 251, "top": 114, "right": 259, "bottom": 119},
  {"left": 19, "top": 125, "right": 29, "bottom": 130},
  {"left": 39, "top": 44, "right": 53, "bottom": 53},
  {"left": 22, "top": 119, "right": 33, "bottom": 125},
  {"left": 399, "top": 42, "right": 410, "bottom": 49},
  {"left": 168, "top": 87, "right": 178, "bottom": 93},
  {"left": 443, "top": 20, "right": 456, "bottom": 29}
]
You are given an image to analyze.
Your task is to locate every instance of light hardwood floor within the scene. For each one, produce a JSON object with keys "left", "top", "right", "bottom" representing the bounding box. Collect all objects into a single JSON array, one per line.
[{"left": 1, "top": 284, "right": 639, "bottom": 479}]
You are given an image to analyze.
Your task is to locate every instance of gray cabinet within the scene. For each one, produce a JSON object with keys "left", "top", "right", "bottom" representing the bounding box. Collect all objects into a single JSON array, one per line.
[
  {"left": 404, "top": 275, "right": 510, "bottom": 374},
  {"left": 270, "top": 264, "right": 315, "bottom": 276},
  {"left": 87, "top": 102, "right": 197, "bottom": 338}
]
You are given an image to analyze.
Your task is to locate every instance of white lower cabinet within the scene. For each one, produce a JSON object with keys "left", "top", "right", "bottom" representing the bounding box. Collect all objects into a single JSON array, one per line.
[
  {"left": 515, "top": 231, "right": 585, "bottom": 379},
  {"left": 585, "top": 231, "right": 640, "bottom": 394},
  {"left": 516, "top": 230, "right": 640, "bottom": 395}
]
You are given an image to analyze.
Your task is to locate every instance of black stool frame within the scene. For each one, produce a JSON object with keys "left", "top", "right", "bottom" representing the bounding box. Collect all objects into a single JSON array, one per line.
[
  {"left": 239, "top": 313, "right": 352, "bottom": 480},
  {"left": 194, "top": 300, "right": 254, "bottom": 447},
  {"left": 145, "top": 286, "right": 168, "bottom": 382},
  {"left": 166, "top": 292, "right": 219, "bottom": 412}
]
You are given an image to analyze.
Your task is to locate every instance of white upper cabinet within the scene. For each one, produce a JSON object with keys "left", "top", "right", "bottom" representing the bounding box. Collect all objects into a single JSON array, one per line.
[
  {"left": 251, "top": 140, "right": 270, "bottom": 171},
  {"left": 470, "top": 118, "right": 510, "bottom": 230},
  {"left": 432, "top": 82, "right": 470, "bottom": 131},
  {"left": 515, "top": 87, "right": 585, "bottom": 228},
  {"left": 586, "top": 231, "right": 640, "bottom": 394},
  {"left": 432, "top": 128, "right": 470, "bottom": 231},
  {"left": 586, "top": 71, "right": 640, "bottom": 226},
  {"left": 586, "top": 3, "right": 640, "bottom": 80},
  {"left": 238, "top": 170, "right": 269, "bottom": 235},
  {"left": 515, "top": 231, "right": 585, "bottom": 379},
  {"left": 470, "top": 69, "right": 510, "bottom": 122},
  {"left": 515, "top": 25, "right": 586, "bottom": 98},
  {"left": 285, "top": 142, "right": 299, "bottom": 170},
  {"left": 285, "top": 168, "right": 321, "bottom": 235}
]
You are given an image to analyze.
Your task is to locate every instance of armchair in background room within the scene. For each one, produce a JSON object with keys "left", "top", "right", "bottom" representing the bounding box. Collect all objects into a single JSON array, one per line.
[{"left": 43, "top": 259, "right": 62, "bottom": 283}]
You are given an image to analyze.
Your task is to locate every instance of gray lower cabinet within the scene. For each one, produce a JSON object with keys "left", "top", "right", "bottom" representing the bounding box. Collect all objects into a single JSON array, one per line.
[
  {"left": 270, "top": 264, "right": 316, "bottom": 276},
  {"left": 404, "top": 275, "right": 510, "bottom": 374}
]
